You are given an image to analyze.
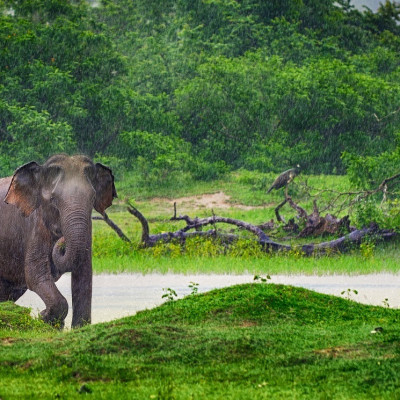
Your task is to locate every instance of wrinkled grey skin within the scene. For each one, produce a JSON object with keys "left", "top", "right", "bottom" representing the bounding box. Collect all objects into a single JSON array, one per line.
[{"left": 0, "top": 154, "right": 116, "bottom": 328}]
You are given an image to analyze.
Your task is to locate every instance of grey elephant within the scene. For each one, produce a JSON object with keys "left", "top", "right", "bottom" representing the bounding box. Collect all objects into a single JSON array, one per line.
[{"left": 0, "top": 154, "right": 116, "bottom": 328}]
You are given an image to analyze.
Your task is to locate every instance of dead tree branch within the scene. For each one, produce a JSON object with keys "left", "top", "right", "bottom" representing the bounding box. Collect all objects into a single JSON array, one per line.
[
  {"left": 127, "top": 202, "right": 150, "bottom": 244},
  {"left": 301, "top": 224, "right": 396, "bottom": 255},
  {"left": 92, "top": 212, "right": 131, "bottom": 242},
  {"left": 274, "top": 199, "right": 287, "bottom": 222},
  {"left": 287, "top": 196, "right": 308, "bottom": 219},
  {"left": 171, "top": 211, "right": 272, "bottom": 243},
  {"left": 127, "top": 202, "right": 240, "bottom": 247},
  {"left": 296, "top": 172, "right": 400, "bottom": 215},
  {"left": 374, "top": 107, "right": 400, "bottom": 122}
]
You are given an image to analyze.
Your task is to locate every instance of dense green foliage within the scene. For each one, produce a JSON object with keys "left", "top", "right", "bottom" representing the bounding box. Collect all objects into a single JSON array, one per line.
[
  {"left": 1, "top": 0, "right": 400, "bottom": 181},
  {"left": 1, "top": 284, "right": 399, "bottom": 398}
]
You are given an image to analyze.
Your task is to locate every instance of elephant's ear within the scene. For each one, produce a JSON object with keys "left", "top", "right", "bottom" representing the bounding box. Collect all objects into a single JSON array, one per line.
[
  {"left": 93, "top": 163, "right": 117, "bottom": 215},
  {"left": 4, "top": 162, "right": 42, "bottom": 217}
]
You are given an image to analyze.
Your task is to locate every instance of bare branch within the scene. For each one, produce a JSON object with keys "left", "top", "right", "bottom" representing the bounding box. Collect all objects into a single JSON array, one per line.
[
  {"left": 374, "top": 107, "right": 400, "bottom": 122},
  {"left": 297, "top": 172, "right": 400, "bottom": 214},
  {"left": 274, "top": 199, "right": 287, "bottom": 222},
  {"left": 171, "top": 212, "right": 272, "bottom": 243},
  {"left": 127, "top": 201, "right": 150, "bottom": 244},
  {"left": 287, "top": 196, "right": 308, "bottom": 219},
  {"left": 92, "top": 212, "right": 131, "bottom": 242}
]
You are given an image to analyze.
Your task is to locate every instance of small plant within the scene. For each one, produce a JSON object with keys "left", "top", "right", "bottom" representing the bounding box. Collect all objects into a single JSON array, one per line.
[
  {"left": 151, "top": 241, "right": 182, "bottom": 258},
  {"left": 229, "top": 238, "right": 264, "bottom": 258},
  {"left": 162, "top": 288, "right": 178, "bottom": 302},
  {"left": 341, "top": 288, "right": 358, "bottom": 301},
  {"left": 382, "top": 298, "right": 390, "bottom": 308},
  {"left": 253, "top": 274, "right": 271, "bottom": 283},
  {"left": 360, "top": 239, "right": 375, "bottom": 259},
  {"left": 185, "top": 237, "right": 222, "bottom": 257},
  {"left": 286, "top": 247, "right": 306, "bottom": 259},
  {"left": 188, "top": 281, "right": 199, "bottom": 295}
]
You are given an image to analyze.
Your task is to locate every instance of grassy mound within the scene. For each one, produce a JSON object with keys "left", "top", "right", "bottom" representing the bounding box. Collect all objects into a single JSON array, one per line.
[
  {"left": 133, "top": 283, "right": 397, "bottom": 325},
  {"left": 0, "top": 284, "right": 399, "bottom": 399}
]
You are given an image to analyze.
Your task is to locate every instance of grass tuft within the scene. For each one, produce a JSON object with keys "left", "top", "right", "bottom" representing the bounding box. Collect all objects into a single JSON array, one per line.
[{"left": 0, "top": 302, "right": 52, "bottom": 332}]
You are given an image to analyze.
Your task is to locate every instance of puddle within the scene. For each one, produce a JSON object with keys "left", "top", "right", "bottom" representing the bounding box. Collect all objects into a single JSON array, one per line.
[{"left": 16, "top": 273, "right": 400, "bottom": 328}]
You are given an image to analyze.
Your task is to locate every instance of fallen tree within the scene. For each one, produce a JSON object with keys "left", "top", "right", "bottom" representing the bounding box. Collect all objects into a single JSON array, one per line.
[
  {"left": 275, "top": 196, "right": 353, "bottom": 237},
  {"left": 271, "top": 171, "right": 400, "bottom": 237},
  {"left": 125, "top": 202, "right": 289, "bottom": 250},
  {"left": 120, "top": 202, "right": 396, "bottom": 256}
]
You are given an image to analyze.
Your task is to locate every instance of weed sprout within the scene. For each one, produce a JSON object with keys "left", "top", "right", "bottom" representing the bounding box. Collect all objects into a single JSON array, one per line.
[
  {"left": 162, "top": 288, "right": 178, "bottom": 302},
  {"left": 341, "top": 288, "right": 358, "bottom": 300},
  {"left": 253, "top": 274, "right": 271, "bottom": 283}
]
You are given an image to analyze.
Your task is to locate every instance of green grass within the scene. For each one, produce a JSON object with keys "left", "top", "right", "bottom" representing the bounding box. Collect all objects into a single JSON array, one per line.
[
  {"left": 93, "top": 246, "right": 400, "bottom": 275},
  {"left": 1, "top": 284, "right": 399, "bottom": 399}
]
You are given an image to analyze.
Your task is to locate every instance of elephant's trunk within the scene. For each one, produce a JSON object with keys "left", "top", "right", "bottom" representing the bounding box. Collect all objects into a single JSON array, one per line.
[
  {"left": 52, "top": 204, "right": 92, "bottom": 274},
  {"left": 52, "top": 198, "right": 93, "bottom": 327}
]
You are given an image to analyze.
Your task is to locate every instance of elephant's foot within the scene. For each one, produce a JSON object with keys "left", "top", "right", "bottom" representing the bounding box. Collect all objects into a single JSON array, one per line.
[
  {"left": 40, "top": 298, "right": 68, "bottom": 329},
  {"left": 26, "top": 269, "right": 69, "bottom": 328}
]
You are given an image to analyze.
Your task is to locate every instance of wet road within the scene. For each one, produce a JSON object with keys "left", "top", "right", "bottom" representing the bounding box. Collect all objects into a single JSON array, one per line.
[{"left": 16, "top": 273, "right": 400, "bottom": 328}]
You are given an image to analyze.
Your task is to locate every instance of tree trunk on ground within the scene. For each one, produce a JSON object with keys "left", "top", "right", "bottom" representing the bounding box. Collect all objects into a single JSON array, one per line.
[{"left": 124, "top": 203, "right": 396, "bottom": 255}]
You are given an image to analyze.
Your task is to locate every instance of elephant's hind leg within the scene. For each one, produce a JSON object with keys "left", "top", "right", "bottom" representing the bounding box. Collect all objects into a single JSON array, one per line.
[
  {"left": 10, "top": 287, "right": 27, "bottom": 301},
  {"left": 0, "top": 279, "right": 27, "bottom": 302}
]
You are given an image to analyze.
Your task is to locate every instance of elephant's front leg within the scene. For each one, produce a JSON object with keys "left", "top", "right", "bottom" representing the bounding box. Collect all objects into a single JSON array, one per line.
[
  {"left": 71, "top": 260, "right": 92, "bottom": 328},
  {"left": 25, "top": 246, "right": 68, "bottom": 327}
]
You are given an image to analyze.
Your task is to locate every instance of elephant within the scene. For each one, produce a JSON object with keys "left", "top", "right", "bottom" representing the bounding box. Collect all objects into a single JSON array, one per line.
[{"left": 0, "top": 154, "right": 116, "bottom": 328}]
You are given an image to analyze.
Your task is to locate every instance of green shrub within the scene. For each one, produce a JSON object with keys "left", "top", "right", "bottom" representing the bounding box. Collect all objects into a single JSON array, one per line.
[
  {"left": 353, "top": 198, "right": 385, "bottom": 228},
  {"left": 188, "top": 159, "right": 228, "bottom": 181},
  {"left": 227, "top": 238, "right": 264, "bottom": 258}
]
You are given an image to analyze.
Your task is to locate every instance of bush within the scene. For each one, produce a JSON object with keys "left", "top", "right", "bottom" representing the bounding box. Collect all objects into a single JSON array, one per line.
[
  {"left": 0, "top": 104, "right": 75, "bottom": 175},
  {"left": 189, "top": 160, "right": 229, "bottom": 181},
  {"left": 119, "top": 130, "right": 191, "bottom": 188},
  {"left": 343, "top": 147, "right": 400, "bottom": 189},
  {"left": 353, "top": 198, "right": 385, "bottom": 228}
]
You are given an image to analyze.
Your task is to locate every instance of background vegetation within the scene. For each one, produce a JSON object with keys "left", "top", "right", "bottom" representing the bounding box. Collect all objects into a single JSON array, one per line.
[{"left": 2, "top": 0, "right": 400, "bottom": 185}]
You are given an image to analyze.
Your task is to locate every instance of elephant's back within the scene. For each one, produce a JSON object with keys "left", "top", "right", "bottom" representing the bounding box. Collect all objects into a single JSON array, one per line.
[
  {"left": 0, "top": 176, "right": 28, "bottom": 281},
  {"left": 0, "top": 176, "right": 28, "bottom": 226},
  {"left": 0, "top": 177, "right": 17, "bottom": 214}
]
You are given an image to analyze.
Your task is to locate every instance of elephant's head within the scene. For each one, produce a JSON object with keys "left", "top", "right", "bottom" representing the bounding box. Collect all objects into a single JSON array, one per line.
[
  {"left": 5, "top": 154, "right": 116, "bottom": 270},
  {"left": 4, "top": 154, "right": 116, "bottom": 326}
]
